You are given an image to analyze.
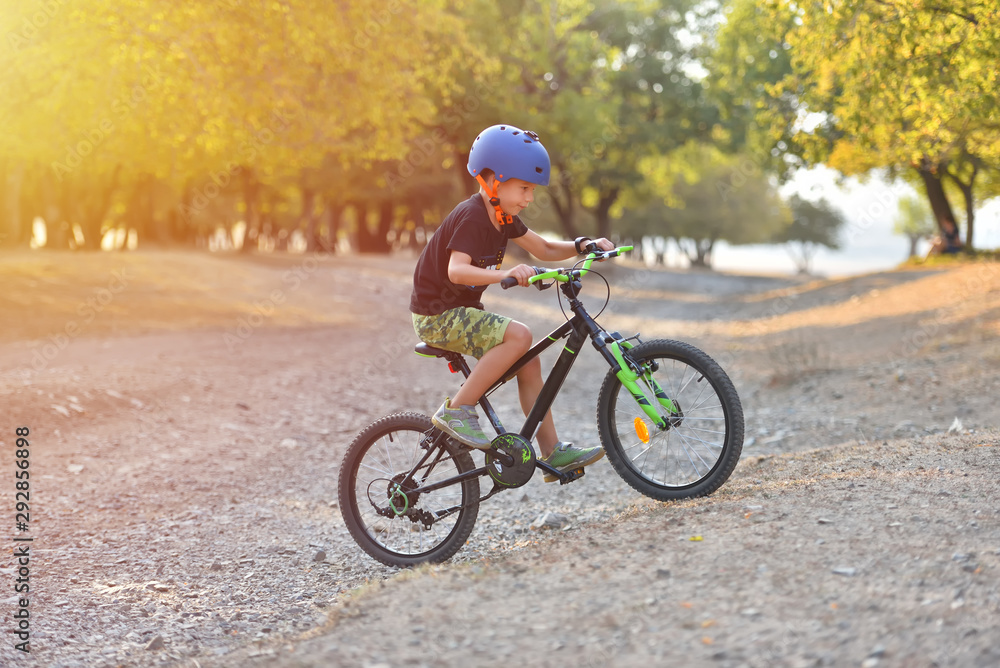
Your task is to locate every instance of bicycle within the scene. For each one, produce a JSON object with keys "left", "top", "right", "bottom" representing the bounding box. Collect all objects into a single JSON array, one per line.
[{"left": 339, "top": 245, "right": 744, "bottom": 567}]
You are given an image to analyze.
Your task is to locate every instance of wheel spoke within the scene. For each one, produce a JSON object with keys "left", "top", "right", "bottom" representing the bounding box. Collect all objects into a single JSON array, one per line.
[
  {"left": 343, "top": 418, "right": 480, "bottom": 563},
  {"left": 683, "top": 426, "right": 727, "bottom": 437},
  {"left": 628, "top": 442, "right": 655, "bottom": 462},
  {"left": 603, "top": 345, "right": 741, "bottom": 493}
]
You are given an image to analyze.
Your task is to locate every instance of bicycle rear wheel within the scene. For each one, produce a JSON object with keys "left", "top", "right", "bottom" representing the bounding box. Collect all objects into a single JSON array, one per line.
[
  {"left": 597, "top": 339, "right": 744, "bottom": 500},
  {"left": 339, "top": 412, "right": 480, "bottom": 567}
]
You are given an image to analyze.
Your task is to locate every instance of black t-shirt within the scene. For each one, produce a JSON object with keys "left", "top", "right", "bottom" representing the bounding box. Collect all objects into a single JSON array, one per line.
[{"left": 410, "top": 194, "right": 528, "bottom": 315}]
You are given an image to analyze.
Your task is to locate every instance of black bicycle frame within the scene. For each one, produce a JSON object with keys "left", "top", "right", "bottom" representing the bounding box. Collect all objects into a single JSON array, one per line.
[{"left": 402, "top": 280, "right": 627, "bottom": 496}]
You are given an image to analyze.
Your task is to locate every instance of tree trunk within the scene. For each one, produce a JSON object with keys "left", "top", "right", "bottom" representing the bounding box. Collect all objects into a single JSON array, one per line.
[
  {"left": 375, "top": 199, "right": 394, "bottom": 253},
  {"left": 686, "top": 238, "right": 715, "bottom": 268},
  {"left": 787, "top": 241, "right": 816, "bottom": 274},
  {"left": 352, "top": 202, "right": 368, "bottom": 252},
  {"left": 355, "top": 200, "right": 393, "bottom": 253},
  {"left": 175, "top": 183, "right": 197, "bottom": 247},
  {"left": 301, "top": 187, "right": 318, "bottom": 252},
  {"left": 240, "top": 167, "right": 259, "bottom": 253},
  {"left": 703, "top": 239, "right": 715, "bottom": 268},
  {"left": 962, "top": 183, "right": 975, "bottom": 250},
  {"left": 907, "top": 234, "right": 920, "bottom": 259},
  {"left": 323, "top": 201, "right": 341, "bottom": 253},
  {"left": 593, "top": 186, "right": 620, "bottom": 241},
  {"left": 679, "top": 239, "right": 697, "bottom": 266},
  {"left": 127, "top": 174, "right": 157, "bottom": 248},
  {"left": 78, "top": 165, "right": 122, "bottom": 250},
  {"left": 549, "top": 173, "right": 580, "bottom": 239},
  {"left": 946, "top": 161, "right": 978, "bottom": 249},
  {"left": 917, "top": 161, "right": 960, "bottom": 239},
  {"left": 650, "top": 236, "right": 667, "bottom": 266},
  {"left": 408, "top": 204, "right": 427, "bottom": 251}
]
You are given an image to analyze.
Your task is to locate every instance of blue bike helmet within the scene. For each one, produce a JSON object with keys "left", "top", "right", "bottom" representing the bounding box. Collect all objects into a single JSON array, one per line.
[{"left": 467, "top": 125, "right": 551, "bottom": 186}]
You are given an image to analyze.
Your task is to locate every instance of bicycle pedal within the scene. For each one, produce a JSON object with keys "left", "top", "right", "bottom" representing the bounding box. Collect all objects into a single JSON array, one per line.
[{"left": 559, "top": 467, "right": 586, "bottom": 484}]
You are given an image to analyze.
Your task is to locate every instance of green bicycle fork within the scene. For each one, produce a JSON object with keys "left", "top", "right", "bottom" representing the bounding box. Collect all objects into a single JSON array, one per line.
[{"left": 608, "top": 338, "right": 679, "bottom": 430}]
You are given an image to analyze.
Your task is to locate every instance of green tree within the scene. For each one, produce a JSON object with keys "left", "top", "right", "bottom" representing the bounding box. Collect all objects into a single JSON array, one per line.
[
  {"left": 893, "top": 194, "right": 937, "bottom": 259},
  {"left": 574, "top": 0, "right": 718, "bottom": 240},
  {"left": 421, "top": 0, "right": 718, "bottom": 244},
  {"left": 703, "top": 0, "right": 799, "bottom": 175},
  {"left": 771, "top": 195, "right": 844, "bottom": 274},
  {"left": 625, "top": 141, "right": 788, "bottom": 268},
  {"left": 0, "top": 0, "right": 470, "bottom": 250},
  {"left": 760, "top": 0, "right": 1000, "bottom": 247}
]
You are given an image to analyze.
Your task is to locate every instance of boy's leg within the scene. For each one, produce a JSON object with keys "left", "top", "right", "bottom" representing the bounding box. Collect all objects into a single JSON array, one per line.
[
  {"left": 513, "top": 355, "right": 559, "bottom": 458},
  {"left": 419, "top": 308, "right": 532, "bottom": 450},
  {"left": 452, "top": 321, "right": 532, "bottom": 410},
  {"left": 514, "top": 357, "right": 604, "bottom": 480}
]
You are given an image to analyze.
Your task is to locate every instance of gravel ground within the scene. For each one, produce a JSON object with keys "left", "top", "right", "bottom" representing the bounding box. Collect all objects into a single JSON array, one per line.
[
  {"left": 231, "top": 430, "right": 1000, "bottom": 668},
  {"left": 2, "top": 251, "right": 997, "bottom": 667}
]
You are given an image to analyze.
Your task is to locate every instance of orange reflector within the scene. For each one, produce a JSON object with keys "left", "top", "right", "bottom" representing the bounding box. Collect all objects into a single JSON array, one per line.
[{"left": 634, "top": 417, "right": 650, "bottom": 443}]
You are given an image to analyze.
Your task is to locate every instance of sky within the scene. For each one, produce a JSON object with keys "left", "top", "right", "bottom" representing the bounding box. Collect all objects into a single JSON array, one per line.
[{"left": 704, "top": 166, "right": 1000, "bottom": 278}]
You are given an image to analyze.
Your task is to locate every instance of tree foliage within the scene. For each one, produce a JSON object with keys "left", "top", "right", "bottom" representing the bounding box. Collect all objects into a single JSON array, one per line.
[
  {"left": 770, "top": 195, "right": 844, "bottom": 274},
  {"left": 703, "top": 0, "right": 799, "bottom": 175},
  {"left": 0, "top": 0, "right": 471, "bottom": 249},
  {"left": 757, "top": 0, "right": 1000, "bottom": 246},
  {"left": 3, "top": 0, "right": 997, "bottom": 260},
  {"left": 623, "top": 141, "right": 788, "bottom": 268},
  {"left": 893, "top": 194, "right": 937, "bottom": 258}
]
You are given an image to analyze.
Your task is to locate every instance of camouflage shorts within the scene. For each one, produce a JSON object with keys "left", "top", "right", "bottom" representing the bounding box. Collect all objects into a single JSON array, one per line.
[{"left": 412, "top": 307, "right": 512, "bottom": 359}]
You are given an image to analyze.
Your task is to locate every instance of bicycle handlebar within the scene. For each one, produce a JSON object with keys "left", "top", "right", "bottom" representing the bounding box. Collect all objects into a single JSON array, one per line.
[
  {"left": 499, "top": 270, "right": 541, "bottom": 290},
  {"left": 499, "top": 246, "right": 633, "bottom": 290}
]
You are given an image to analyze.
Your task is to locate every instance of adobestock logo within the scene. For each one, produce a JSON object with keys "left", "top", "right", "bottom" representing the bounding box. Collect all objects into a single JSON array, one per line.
[
  {"left": 50, "top": 64, "right": 164, "bottom": 182},
  {"left": 6, "top": 0, "right": 70, "bottom": 52},
  {"left": 29, "top": 267, "right": 135, "bottom": 372}
]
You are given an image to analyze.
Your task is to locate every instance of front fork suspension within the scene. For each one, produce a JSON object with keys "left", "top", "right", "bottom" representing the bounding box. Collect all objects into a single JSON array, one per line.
[{"left": 604, "top": 336, "right": 678, "bottom": 430}]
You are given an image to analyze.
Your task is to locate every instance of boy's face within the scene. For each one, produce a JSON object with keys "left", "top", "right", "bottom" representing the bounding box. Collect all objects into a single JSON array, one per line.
[{"left": 492, "top": 177, "right": 536, "bottom": 216}]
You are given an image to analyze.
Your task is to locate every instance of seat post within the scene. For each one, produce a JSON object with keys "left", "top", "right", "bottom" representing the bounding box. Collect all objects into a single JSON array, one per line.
[{"left": 448, "top": 354, "right": 472, "bottom": 378}]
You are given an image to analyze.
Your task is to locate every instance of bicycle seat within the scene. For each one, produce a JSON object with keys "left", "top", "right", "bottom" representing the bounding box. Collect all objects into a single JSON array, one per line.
[{"left": 414, "top": 343, "right": 462, "bottom": 360}]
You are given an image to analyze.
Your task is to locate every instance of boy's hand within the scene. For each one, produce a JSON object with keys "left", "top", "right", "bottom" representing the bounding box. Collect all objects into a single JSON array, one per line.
[
  {"left": 593, "top": 238, "right": 614, "bottom": 259},
  {"left": 503, "top": 264, "right": 538, "bottom": 288}
]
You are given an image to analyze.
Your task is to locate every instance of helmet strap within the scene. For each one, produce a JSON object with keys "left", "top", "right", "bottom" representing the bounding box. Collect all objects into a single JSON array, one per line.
[{"left": 475, "top": 174, "right": 514, "bottom": 227}]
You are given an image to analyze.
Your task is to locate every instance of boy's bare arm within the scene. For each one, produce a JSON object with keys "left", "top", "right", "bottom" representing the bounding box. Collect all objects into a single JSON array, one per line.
[
  {"left": 448, "top": 251, "right": 537, "bottom": 287},
  {"left": 512, "top": 230, "right": 614, "bottom": 261}
]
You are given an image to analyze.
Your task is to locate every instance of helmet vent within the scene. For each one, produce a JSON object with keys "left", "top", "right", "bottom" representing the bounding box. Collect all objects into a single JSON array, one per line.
[
  {"left": 512, "top": 131, "right": 520, "bottom": 135},
  {"left": 500, "top": 126, "right": 506, "bottom": 131},
  {"left": 523, "top": 139, "right": 532, "bottom": 143},
  {"left": 535, "top": 167, "right": 543, "bottom": 174}
]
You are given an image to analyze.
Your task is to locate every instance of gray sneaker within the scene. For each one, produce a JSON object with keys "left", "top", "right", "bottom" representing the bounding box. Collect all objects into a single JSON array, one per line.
[
  {"left": 541, "top": 442, "right": 605, "bottom": 482},
  {"left": 432, "top": 398, "right": 492, "bottom": 449}
]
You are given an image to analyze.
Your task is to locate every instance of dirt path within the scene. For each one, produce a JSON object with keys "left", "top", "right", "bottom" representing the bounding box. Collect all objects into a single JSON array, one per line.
[
  {"left": 1, "top": 250, "right": 997, "bottom": 667},
  {"left": 235, "top": 431, "right": 1000, "bottom": 668}
]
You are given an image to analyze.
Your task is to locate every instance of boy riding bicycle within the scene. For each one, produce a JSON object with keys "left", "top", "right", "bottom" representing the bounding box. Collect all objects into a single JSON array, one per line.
[{"left": 410, "top": 124, "right": 613, "bottom": 480}]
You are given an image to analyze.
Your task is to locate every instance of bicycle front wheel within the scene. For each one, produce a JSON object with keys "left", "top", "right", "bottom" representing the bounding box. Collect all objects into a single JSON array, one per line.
[
  {"left": 339, "top": 412, "right": 480, "bottom": 567},
  {"left": 597, "top": 339, "right": 744, "bottom": 500}
]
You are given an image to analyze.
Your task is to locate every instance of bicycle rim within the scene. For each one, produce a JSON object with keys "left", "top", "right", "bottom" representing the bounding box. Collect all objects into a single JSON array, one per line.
[
  {"left": 606, "top": 347, "right": 737, "bottom": 492},
  {"left": 344, "top": 416, "right": 478, "bottom": 562}
]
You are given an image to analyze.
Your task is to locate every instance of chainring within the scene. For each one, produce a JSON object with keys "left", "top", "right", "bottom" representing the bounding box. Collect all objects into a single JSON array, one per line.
[{"left": 486, "top": 433, "right": 536, "bottom": 488}]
